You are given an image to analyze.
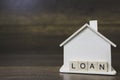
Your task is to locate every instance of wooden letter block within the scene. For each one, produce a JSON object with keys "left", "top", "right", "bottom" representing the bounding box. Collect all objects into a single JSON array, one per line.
[
  {"left": 69, "top": 61, "right": 78, "bottom": 71},
  {"left": 98, "top": 62, "right": 108, "bottom": 72},
  {"left": 78, "top": 61, "right": 87, "bottom": 72},
  {"left": 88, "top": 62, "right": 97, "bottom": 71}
]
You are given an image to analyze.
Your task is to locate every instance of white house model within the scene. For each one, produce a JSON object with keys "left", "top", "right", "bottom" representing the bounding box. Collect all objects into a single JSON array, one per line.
[{"left": 59, "top": 20, "right": 117, "bottom": 75}]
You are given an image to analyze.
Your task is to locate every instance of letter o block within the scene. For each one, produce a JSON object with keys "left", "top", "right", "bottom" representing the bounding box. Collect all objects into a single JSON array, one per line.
[{"left": 78, "top": 61, "right": 87, "bottom": 72}]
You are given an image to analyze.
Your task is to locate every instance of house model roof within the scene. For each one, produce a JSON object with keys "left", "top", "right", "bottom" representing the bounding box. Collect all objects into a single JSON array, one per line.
[{"left": 60, "top": 22, "right": 117, "bottom": 47}]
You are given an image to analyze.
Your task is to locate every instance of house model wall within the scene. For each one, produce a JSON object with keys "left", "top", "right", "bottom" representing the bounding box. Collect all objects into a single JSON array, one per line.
[{"left": 59, "top": 20, "right": 117, "bottom": 75}]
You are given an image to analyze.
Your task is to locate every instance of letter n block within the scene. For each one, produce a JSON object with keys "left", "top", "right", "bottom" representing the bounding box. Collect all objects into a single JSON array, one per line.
[
  {"left": 69, "top": 61, "right": 78, "bottom": 71},
  {"left": 98, "top": 62, "right": 108, "bottom": 72}
]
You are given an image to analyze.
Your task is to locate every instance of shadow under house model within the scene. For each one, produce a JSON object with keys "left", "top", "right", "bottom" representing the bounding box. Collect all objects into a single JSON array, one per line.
[{"left": 59, "top": 20, "right": 117, "bottom": 75}]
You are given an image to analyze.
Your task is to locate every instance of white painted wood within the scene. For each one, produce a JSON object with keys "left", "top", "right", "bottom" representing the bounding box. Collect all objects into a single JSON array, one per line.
[
  {"left": 64, "top": 28, "right": 111, "bottom": 69},
  {"left": 59, "top": 23, "right": 116, "bottom": 47},
  {"left": 59, "top": 20, "right": 117, "bottom": 75},
  {"left": 89, "top": 20, "right": 98, "bottom": 31}
]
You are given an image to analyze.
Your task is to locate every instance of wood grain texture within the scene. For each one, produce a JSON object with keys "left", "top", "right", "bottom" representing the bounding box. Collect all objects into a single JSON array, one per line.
[
  {"left": 0, "top": 52, "right": 119, "bottom": 80},
  {"left": 0, "top": 66, "right": 119, "bottom": 80}
]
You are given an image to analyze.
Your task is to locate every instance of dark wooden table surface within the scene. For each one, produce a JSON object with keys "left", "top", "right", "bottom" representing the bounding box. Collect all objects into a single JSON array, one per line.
[
  {"left": 0, "top": 51, "right": 119, "bottom": 80},
  {"left": 0, "top": 66, "right": 119, "bottom": 80}
]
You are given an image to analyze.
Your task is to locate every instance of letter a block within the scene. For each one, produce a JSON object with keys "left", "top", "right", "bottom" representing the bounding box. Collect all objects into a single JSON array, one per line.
[{"left": 88, "top": 62, "right": 97, "bottom": 71}]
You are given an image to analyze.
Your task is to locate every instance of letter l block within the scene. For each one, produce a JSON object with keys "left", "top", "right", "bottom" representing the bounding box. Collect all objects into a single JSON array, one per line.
[{"left": 69, "top": 61, "right": 78, "bottom": 71}]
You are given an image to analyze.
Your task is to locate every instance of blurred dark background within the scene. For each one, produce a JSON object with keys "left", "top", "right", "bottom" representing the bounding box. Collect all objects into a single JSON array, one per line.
[{"left": 0, "top": 0, "right": 119, "bottom": 66}]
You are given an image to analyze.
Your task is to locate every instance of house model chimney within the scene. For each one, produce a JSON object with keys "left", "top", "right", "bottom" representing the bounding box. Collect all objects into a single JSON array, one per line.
[{"left": 89, "top": 20, "right": 98, "bottom": 31}]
